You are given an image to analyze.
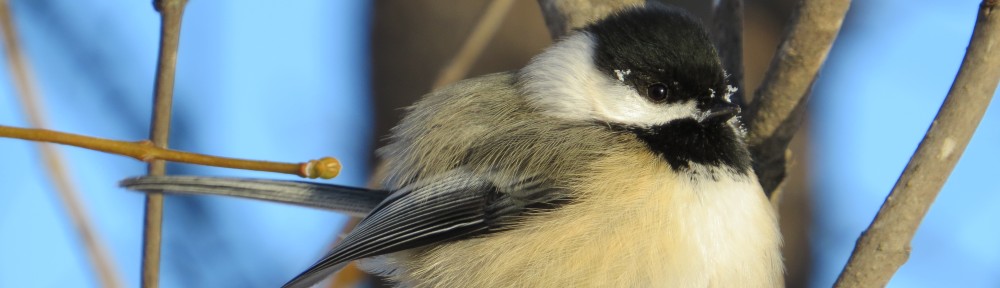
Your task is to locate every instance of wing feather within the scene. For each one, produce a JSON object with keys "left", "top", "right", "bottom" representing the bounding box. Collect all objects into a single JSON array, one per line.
[
  {"left": 120, "top": 176, "right": 389, "bottom": 216},
  {"left": 281, "top": 169, "right": 560, "bottom": 288}
]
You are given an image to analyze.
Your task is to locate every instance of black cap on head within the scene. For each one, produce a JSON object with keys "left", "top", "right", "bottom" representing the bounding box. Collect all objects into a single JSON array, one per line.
[
  {"left": 585, "top": 4, "right": 752, "bottom": 174},
  {"left": 584, "top": 3, "right": 726, "bottom": 108}
]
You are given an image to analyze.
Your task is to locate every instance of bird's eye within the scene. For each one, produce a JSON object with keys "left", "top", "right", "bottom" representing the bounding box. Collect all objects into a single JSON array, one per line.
[{"left": 646, "top": 83, "right": 669, "bottom": 102}]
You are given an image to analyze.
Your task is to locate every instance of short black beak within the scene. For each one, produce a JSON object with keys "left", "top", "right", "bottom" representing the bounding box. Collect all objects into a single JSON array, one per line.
[{"left": 703, "top": 103, "right": 741, "bottom": 122}]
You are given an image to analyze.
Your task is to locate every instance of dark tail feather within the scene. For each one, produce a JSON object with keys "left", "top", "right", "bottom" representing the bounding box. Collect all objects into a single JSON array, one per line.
[{"left": 120, "top": 176, "right": 389, "bottom": 216}]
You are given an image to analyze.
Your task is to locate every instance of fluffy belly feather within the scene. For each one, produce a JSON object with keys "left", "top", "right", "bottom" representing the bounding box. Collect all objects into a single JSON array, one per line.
[{"left": 363, "top": 152, "right": 783, "bottom": 287}]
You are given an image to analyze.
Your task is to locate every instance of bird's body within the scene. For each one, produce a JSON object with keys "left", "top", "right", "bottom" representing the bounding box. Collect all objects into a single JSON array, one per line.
[
  {"left": 123, "top": 4, "right": 784, "bottom": 287},
  {"left": 291, "top": 4, "right": 785, "bottom": 287},
  {"left": 361, "top": 72, "right": 782, "bottom": 287}
]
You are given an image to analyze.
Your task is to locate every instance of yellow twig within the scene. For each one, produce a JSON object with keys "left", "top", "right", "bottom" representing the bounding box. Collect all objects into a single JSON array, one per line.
[
  {"left": 0, "top": 125, "right": 341, "bottom": 179},
  {"left": 0, "top": 1, "right": 125, "bottom": 287}
]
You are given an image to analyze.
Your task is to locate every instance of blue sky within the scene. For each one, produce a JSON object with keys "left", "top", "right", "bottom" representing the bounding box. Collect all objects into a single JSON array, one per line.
[
  {"left": 811, "top": 1, "right": 999, "bottom": 287},
  {"left": 0, "top": 1, "right": 370, "bottom": 287},
  {"left": 0, "top": 0, "right": 996, "bottom": 287}
]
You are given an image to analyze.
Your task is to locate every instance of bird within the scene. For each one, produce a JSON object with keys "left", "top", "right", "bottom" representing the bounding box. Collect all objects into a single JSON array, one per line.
[{"left": 124, "top": 3, "right": 783, "bottom": 287}]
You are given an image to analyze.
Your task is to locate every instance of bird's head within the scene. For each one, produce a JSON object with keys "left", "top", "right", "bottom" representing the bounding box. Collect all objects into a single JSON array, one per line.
[{"left": 519, "top": 3, "right": 751, "bottom": 174}]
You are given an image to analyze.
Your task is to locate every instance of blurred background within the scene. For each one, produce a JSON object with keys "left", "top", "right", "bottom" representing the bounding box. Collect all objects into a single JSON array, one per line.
[{"left": 0, "top": 0, "right": 996, "bottom": 287}]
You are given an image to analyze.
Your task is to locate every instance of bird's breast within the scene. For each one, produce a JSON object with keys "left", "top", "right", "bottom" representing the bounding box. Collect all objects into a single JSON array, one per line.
[{"left": 373, "top": 150, "right": 783, "bottom": 287}]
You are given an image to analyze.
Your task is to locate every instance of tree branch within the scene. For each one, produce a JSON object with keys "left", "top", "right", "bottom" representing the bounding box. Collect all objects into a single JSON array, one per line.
[
  {"left": 142, "top": 0, "right": 187, "bottom": 287},
  {"left": 745, "top": 0, "right": 851, "bottom": 199},
  {"left": 834, "top": 2, "right": 1000, "bottom": 286},
  {"left": 0, "top": 1, "right": 124, "bottom": 287},
  {"left": 0, "top": 125, "right": 341, "bottom": 179}
]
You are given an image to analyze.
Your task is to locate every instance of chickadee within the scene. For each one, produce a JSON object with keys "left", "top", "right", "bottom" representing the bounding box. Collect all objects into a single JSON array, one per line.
[{"left": 124, "top": 3, "right": 783, "bottom": 287}]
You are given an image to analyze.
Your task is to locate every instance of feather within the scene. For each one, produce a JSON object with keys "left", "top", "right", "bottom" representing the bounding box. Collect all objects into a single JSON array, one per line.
[{"left": 120, "top": 176, "right": 388, "bottom": 216}]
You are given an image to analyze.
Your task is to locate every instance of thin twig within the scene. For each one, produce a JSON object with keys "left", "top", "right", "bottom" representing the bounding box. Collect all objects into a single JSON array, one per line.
[
  {"left": 432, "top": 0, "right": 517, "bottom": 89},
  {"left": 0, "top": 1, "right": 124, "bottom": 287},
  {"left": 834, "top": 2, "right": 1000, "bottom": 287},
  {"left": 711, "top": 0, "right": 746, "bottom": 108},
  {"left": 0, "top": 126, "right": 341, "bottom": 179},
  {"left": 142, "top": 1, "right": 188, "bottom": 287},
  {"left": 744, "top": 0, "right": 851, "bottom": 200}
]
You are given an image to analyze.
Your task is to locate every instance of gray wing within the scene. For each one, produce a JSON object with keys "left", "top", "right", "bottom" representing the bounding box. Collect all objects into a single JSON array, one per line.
[
  {"left": 120, "top": 176, "right": 389, "bottom": 216},
  {"left": 282, "top": 168, "right": 563, "bottom": 288}
]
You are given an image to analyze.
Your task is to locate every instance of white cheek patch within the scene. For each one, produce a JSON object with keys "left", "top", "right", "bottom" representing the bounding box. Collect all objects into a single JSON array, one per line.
[
  {"left": 591, "top": 83, "right": 698, "bottom": 127},
  {"left": 520, "top": 33, "right": 698, "bottom": 127}
]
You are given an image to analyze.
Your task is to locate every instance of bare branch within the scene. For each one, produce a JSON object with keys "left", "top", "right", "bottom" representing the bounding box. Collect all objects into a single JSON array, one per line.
[
  {"left": 432, "top": 0, "right": 517, "bottom": 89},
  {"left": 535, "top": 0, "right": 642, "bottom": 39},
  {"left": 834, "top": 2, "right": 1000, "bottom": 287},
  {"left": 745, "top": 0, "right": 851, "bottom": 197},
  {"left": 0, "top": 126, "right": 341, "bottom": 179},
  {"left": 711, "top": 0, "right": 746, "bottom": 108},
  {"left": 0, "top": 1, "right": 124, "bottom": 287},
  {"left": 143, "top": 0, "right": 188, "bottom": 287}
]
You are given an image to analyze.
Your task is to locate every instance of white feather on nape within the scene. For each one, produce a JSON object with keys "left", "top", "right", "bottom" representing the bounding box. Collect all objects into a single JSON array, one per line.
[{"left": 519, "top": 33, "right": 699, "bottom": 128}]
